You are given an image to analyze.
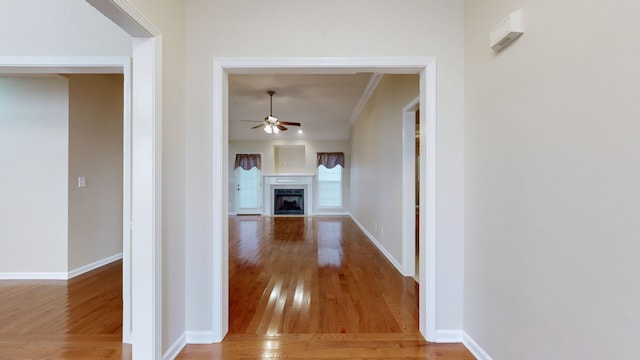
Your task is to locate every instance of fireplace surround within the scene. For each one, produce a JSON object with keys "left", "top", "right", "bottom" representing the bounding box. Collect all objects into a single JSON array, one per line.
[{"left": 262, "top": 175, "right": 314, "bottom": 216}]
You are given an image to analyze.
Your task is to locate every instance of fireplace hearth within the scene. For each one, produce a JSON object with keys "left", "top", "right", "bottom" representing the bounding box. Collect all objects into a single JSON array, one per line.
[{"left": 274, "top": 189, "right": 304, "bottom": 215}]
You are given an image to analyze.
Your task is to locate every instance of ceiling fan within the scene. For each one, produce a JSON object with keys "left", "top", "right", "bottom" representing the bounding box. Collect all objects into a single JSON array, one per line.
[{"left": 248, "top": 90, "right": 301, "bottom": 134}]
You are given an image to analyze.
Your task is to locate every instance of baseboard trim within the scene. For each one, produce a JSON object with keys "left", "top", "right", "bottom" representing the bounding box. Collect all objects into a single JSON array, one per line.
[
  {"left": 68, "top": 253, "right": 123, "bottom": 279},
  {"left": 314, "top": 212, "right": 351, "bottom": 216},
  {"left": 0, "top": 271, "right": 67, "bottom": 280},
  {"left": 186, "top": 330, "right": 216, "bottom": 344},
  {"left": 435, "top": 329, "right": 463, "bottom": 343},
  {"left": 349, "top": 214, "right": 404, "bottom": 274},
  {"left": 163, "top": 332, "right": 187, "bottom": 360},
  {"left": 463, "top": 331, "right": 494, "bottom": 360}
]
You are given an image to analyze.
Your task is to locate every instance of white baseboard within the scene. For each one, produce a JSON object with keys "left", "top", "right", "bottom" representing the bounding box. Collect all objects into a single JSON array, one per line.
[
  {"left": 349, "top": 214, "right": 404, "bottom": 274},
  {"left": 0, "top": 271, "right": 67, "bottom": 280},
  {"left": 186, "top": 330, "right": 216, "bottom": 344},
  {"left": 68, "top": 253, "right": 123, "bottom": 279},
  {"left": 0, "top": 253, "right": 123, "bottom": 280},
  {"left": 163, "top": 332, "right": 187, "bottom": 360},
  {"left": 463, "top": 331, "right": 494, "bottom": 360},
  {"left": 435, "top": 329, "right": 463, "bottom": 343}
]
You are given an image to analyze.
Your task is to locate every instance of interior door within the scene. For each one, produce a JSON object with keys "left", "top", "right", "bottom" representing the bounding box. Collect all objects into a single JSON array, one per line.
[{"left": 235, "top": 166, "right": 262, "bottom": 214}]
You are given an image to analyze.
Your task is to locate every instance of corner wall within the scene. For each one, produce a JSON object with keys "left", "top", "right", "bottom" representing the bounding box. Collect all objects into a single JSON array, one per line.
[{"left": 464, "top": 2, "right": 640, "bottom": 359}]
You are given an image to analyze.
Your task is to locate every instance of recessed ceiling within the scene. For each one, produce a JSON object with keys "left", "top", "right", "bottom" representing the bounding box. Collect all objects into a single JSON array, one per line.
[{"left": 228, "top": 73, "right": 374, "bottom": 141}]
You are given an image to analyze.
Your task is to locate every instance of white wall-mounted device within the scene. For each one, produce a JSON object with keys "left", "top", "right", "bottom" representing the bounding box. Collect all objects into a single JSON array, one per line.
[{"left": 490, "top": 10, "right": 524, "bottom": 51}]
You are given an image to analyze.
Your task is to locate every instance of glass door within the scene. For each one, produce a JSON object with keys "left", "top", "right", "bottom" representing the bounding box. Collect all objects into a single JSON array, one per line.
[{"left": 235, "top": 166, "right": 262, "bottom": 214}]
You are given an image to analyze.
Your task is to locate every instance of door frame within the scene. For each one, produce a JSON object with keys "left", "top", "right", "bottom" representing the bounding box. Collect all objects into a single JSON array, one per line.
[
  {"left": 402, "top": 96, "right": 420, "bottom": 278},
  {"left": 0, "top": 56, "right": 134, "bottom": 342},
  {"left": 212, "top": 57, "right": 438, "bottom": 341}
]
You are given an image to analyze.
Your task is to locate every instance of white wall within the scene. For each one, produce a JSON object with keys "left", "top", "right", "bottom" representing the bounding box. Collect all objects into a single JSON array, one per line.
[
  {"left": 0, "top": 0, "right": 130, "bottom": 56},
  {"left": 464, "top": 2, "right": 640, "bottom": 359},
  {"left": 184, "top": 0, "right": 465, "bottom": 335},
  {"left": 0, "top": 76, "right": 69, "bottom": 273},
  {"left": 67, "top": 74, "right": 124, "bottom": 272},
  {"left": 229, "top": 139, "right": 351, "bottom": 214},
  {"left": 350, "top": 74, "right": 418, "bottom": 267}
]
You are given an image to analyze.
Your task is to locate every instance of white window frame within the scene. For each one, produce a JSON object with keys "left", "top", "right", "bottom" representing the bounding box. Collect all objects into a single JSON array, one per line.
[{"left": 316, "top": 164, "right": 343, "bottom": 208}]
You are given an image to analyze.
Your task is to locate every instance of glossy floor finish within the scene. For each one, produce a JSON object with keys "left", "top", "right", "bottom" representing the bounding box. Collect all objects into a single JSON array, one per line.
[
  {"left": 177, "top": 216, "right": 475, "bottom": 359},
  {"left": 0, "top": 260, "right": 130, "bottom": 359}
]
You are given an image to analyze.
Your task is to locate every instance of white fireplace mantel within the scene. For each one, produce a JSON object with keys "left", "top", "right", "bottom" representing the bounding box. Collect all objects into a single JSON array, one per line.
[{"left": 263, "top": 174, "right": 314, "bottom": 216}]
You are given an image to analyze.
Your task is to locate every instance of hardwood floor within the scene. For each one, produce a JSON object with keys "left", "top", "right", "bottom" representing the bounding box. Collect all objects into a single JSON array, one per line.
[
  {"left": 176, "top": 216, "right": 475, "bottom": 359},
  {"left": 0, "top": 260, "right": 130, "bottom": 359},
  {"left": 0, "top": 217, "right": 474, "bottom": 359}
]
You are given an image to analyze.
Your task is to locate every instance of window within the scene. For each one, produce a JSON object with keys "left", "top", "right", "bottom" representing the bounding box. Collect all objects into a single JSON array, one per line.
[{"left": 317, "top": 164, "right": 342, "bottom": 207}]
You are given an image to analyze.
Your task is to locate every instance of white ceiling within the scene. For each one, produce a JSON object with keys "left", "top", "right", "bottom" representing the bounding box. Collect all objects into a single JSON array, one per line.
[{"left": 228, "top": 73, "right": 374, "bottom": 141}]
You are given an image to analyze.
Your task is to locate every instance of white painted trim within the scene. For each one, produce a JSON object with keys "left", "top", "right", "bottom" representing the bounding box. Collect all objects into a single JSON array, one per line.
[
  {"left": 420, "top": 63, "right": 438, "bottom": 342},
  {"left": 162, "top": 332, "right": 186, "bottom": 360},
  {"left": 463, "top": 332, "right": 494, "bottom": 360},
  {"left": 349, "top": 73, "right": 384, "bottom": 125},
  {"left": 212, "top": 57, "right": 438, "bottom": 344},
  {"left": 349, "top": 215, "right": 404, "bottom": 275},
  {"left": 86, "top": 0, "right": 160, "bottom": 37},
  {"left": 314, "top": 212, "right": 351, "bottom": 216},
  {"left": 131, "top": 35, "right": 163, "bottom": 360},
  {"left": 0, "top": 55, "right": 134, "bottom": 345},
  {"left": 216, "top": 57, "right": 431, "bottom": 73},
  {"left": 212, "top": 58, "right": 230, "bottom": 342},
  {"left": 401, "top": 96, "right": 419, "bottom": 277},
  {"left": 186, "top": 331, "right": 216, "bottom": 344},
  {"left": 0, "top": 253, "right": 124, "bottom": 280},
  {"left": 0, "top": 272, "right": 68, "bottom": 280},
  {"left": 435, "top": 329, "right": 463, "bottom": 343},
  {"left": 0, "top": 56, "right": 128, "bottom": 73},
  {"left": 68, "top": 253, "right": 123, "bottom": 279}
]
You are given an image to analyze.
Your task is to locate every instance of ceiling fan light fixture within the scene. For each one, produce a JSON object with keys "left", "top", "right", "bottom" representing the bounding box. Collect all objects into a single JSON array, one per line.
[
  {"left": 266, "top": 115, "right": 278, "bottom": 123},
  {"left": 263, "top": 124, "right": 273, "bottom": 134}
]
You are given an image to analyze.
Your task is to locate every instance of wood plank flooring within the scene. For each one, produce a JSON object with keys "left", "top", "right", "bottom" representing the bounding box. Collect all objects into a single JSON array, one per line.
[
  {"left": 0, "top": 260, "right": 130, "bottom": 359},
  {"left": 176, "top": 216, "right": 475, "bottom": 359},
  {"left": 0, "top": 216, "right": 474, "bottom": 359}
]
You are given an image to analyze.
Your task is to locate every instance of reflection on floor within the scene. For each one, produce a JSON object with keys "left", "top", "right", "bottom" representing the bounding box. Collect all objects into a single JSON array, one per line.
[{"left": 176, "top": 216, "right": 475, "bottom": 359}]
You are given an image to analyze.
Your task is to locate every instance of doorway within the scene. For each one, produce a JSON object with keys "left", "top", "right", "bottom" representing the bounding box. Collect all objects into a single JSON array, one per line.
[
  {"left": 212, "top": 57, "right": 438, "bottom": 342},
  {"left": 234, "top": 154, "right": 263, "bottom": 215},
  {"left": 0, "top": 58, "right": 133, "bottom": 343}
]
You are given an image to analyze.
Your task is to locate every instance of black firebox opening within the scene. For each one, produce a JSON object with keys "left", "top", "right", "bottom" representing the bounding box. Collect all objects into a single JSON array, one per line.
[{"left": 274, "top": 189, "right": 304, "bottom": 215}]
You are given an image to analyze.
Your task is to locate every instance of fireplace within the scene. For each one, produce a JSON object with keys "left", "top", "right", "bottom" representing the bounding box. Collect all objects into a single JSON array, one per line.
[{"left": 274, "top": 189, "right": 304, "bottom": 215}]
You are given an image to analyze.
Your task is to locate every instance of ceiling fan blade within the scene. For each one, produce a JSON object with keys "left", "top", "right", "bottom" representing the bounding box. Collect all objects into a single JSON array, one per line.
[
  {"left": 251, "top": 124, "right": 264, "bottom": 129},
  {"left": 278, "top": 121, "right": 301, "bottom": 126},
  {"left": 276, "top": 124, "right": 288, "bottom": 131}
]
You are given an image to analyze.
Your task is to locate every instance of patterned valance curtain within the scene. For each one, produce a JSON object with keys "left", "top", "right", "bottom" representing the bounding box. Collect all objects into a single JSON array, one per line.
[
  {"left": 317, "top": 152, "right": 344, "bottom": 169},
  {"left": 234, "top": 154, "right": 261, "bottom": 170}
]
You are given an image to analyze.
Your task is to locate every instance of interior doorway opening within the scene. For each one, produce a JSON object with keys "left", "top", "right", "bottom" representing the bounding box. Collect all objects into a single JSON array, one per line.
[
  {"left": 0, "top": 59, "right": 133, "bottom": 343},
  {"left": 213, "top": 57, "right": 438, "bottom": 342}
]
